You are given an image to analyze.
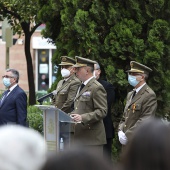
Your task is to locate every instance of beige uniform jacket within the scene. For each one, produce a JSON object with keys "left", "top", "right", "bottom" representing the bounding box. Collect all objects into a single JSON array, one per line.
[
  {"left": 119, "top": 84, "right": 157, "bottom": 140},
  {"left": 72, "top": 77, "right": 107, "bottom": 145},
  {"left": 54, "top": 74, "right": 81, "bottom": 113}
]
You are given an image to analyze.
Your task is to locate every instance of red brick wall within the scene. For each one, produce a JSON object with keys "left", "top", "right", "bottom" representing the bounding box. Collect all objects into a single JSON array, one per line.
[{"left": 0, "top": 32, "right": 41, "bottom": 92}]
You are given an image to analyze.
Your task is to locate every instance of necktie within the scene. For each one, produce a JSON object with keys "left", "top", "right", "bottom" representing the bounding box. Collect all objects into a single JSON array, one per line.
[
  {"left": 79, "top": 84, "right": 85, "bottom": 92},
  {"left": 132, "top": 90, "right": 136, "bottom": 99},
  {"left": 62, "top": 80, "right": 65, "bottom": 85},
  {"left": 0, "top": 90, "right": 10, "bottom": 106}
]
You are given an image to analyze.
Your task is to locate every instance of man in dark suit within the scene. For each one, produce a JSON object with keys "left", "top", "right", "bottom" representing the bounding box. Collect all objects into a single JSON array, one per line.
[
  {"left": 118, "top": 61, "right": 157, "bottom": 146},
  {"left": 0, "top": 68, "right": 27, "bottom": 126},
  {"left": 94, "top": 63, "right": 115, "bottom": 160},
  {"left": 70, "top": 56, "right": 107, "bottom": 155}
]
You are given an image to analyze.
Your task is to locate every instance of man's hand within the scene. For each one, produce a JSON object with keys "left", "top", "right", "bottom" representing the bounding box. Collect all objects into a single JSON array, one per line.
[
  {"left": 118, "top": 130, "right": 128, "bottom": 145},
  {"left": 70, "top": 114, "right": 82, "bottom": 123}
]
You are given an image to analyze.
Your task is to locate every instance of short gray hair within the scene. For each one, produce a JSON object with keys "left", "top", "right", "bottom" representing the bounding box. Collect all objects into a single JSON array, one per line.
[
  {"left": 95, "top": 63, "right": 100, "bottom": 70},
  {"left": 0, "top": 125, "right": 47, "bottom": 170},
  {"left": 142, "top": 73, "right": 149, "bottom": 81},
  {"left": 6, "top": 68, "right": 19, "bottom": 83}
]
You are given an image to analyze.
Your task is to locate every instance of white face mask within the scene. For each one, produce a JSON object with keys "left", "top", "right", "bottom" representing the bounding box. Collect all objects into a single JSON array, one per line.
[{"left": 61, "top": 68, "right": 71, "bottom": 78}]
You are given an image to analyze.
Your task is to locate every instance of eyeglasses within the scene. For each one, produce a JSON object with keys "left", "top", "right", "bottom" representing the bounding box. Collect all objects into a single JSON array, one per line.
[
  {"left": 2, "top": 75, "right": 14, "bottom": 79},
  {"left": 128, "top": 73, "right": 142, "bottom": 76}
]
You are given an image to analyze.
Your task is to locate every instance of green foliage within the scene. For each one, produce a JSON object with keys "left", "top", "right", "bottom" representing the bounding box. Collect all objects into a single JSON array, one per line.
[
  {"left": 112, "top": 134, "right": 122, "bottom": 161},
  {"left": 39, "top": 0, "right": 170, "bottom": 158},
  {"left": 0, "top": 0, "right": 42, "bottom": 35},
  {"left": 27, "top": 105, "right": 43, "bottom": 134}
]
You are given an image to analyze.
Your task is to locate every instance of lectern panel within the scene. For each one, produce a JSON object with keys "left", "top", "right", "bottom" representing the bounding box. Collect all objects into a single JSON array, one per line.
[{"left": 35, "top": 105, "right": 75, "bottom": 152}]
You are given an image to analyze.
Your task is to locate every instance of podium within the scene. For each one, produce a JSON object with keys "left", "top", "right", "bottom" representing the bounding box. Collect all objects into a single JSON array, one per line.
[{"left": 35, "top": 105, "right": 74, "bottom": 152}]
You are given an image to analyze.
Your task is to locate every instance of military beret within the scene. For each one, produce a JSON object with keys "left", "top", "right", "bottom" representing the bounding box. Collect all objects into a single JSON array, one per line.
[
  {"left": 59, "top": 56, "right": 76, "bottom": 66},
  {"left": 127, "top": 61, "right": 152, "bottom": 74},
  {"left": 73, "top": 56, "right": 97, "bottom": 68}
]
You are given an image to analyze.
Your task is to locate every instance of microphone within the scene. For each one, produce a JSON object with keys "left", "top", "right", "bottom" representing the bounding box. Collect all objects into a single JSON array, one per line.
[{"left": 37, "top": 90, "right": 57, "bottom": 104}]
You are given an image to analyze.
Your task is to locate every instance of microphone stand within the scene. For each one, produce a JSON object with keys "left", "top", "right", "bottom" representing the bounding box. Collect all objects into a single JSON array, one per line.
[{"left": 37, "top": 93, "right": 53, "bottom": 105}]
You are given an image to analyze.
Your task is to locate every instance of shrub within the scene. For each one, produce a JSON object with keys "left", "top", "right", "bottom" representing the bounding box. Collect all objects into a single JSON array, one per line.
[{"left": 27, "top": 105, "right": 43, "bottom": 134}]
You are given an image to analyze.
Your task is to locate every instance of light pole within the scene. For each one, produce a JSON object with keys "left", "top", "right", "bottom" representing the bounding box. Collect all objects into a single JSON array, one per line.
[{"left": 2, "top": 18, "right": 13, "bottom": 69}]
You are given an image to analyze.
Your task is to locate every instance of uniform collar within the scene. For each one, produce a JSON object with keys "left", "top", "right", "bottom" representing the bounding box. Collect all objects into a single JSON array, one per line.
[
  {"left": 134, "top": 82, "right": 146, "bottom": 93},
  {"left": 83, "top": 76, "right": 94, "bottom": 85}
]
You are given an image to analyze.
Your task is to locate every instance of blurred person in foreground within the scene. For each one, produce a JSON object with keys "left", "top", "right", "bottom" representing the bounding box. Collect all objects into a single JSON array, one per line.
[
  {"left": 119, "top": 117, "right": 170, "bottom": 170},
  {"left": 0, "top": 68, "right": 27, "bottom": 126},
  {"left": 70, "top": 56, "right": 107, "bottom": 155},
  {"left": 94, "top": 62, "right": 115, "bottom": 160},
  {"left": 118, "top": 61, "right": 157, "bottom": 146},
  {"left": 0, "top": 125, "right": 47, "bottom": 170},
  {"left": 41, "top": 148, "right": 114, "bottom": 170}
]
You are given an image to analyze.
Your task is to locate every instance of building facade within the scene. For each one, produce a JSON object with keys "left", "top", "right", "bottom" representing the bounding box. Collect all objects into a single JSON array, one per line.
[{"left": 0, "top": 22, "right": 56, "bottom": 94}]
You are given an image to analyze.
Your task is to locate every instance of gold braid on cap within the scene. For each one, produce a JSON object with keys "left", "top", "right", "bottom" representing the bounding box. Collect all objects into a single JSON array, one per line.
[
  {"left": 130, "top": 69, "right": 144, "bottom": 73},
  {"left": 60, "top": 62, "right": 74, "bottom": 65},
  {"left": 76, "top": 63, "right": 87, "bottom": 67}
]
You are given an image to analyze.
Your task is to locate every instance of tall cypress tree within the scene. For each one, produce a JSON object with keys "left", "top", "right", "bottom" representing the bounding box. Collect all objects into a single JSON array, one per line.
[{"left": 40, "top": 0, "right": 170, "bottom": 120}]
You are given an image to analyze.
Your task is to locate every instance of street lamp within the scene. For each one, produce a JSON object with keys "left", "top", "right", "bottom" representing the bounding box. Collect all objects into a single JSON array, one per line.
[{"left": 2, "top": 18, "right": 13, "bottom": 69}]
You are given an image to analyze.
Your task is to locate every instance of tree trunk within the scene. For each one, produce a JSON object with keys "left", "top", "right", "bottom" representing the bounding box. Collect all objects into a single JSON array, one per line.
[{"left": 24, "top": 33, "right": 36, "bottom": 105}]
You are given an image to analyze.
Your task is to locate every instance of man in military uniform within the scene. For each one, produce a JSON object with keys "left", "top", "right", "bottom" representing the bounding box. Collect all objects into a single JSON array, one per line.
[
  {"left": 118, "top": 61, "right": 157, "bottom": 146},
  {"left": 52, "top": 56, "right": 81, "bottom": 145},
  {"left": 70, "top": 56, "right": 107, "bottom": 154}
]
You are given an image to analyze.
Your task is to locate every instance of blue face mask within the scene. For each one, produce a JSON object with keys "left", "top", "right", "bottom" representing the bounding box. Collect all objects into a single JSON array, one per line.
[
  {"left": 3, "top": 78, "right": 11, "bottom": 87},
  {"left": 128, "top": 75, "right": 140, "bottom": 87}
]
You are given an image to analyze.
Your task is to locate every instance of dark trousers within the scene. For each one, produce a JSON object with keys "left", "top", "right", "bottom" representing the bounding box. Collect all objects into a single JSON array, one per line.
[{"left": 103, "top": 138, "right": 113, "bottom": 161}]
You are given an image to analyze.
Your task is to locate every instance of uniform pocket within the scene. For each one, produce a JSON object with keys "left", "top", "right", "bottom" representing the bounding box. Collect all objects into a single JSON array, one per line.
[
  {"left": 131, "top": 103, "right": 141, "bottom": 110},
  {"left": 60, "top": 90, "right": 68, "bottom": 95},
  {"left": 80, "top": 95, "right": 90, "bottom": 101},
  {"left": 131, "top": 103, "right": 141, "bottom": 118}
]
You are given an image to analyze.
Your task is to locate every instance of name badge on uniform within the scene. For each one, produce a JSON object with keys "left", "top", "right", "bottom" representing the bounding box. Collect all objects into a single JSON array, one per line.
[{"left": 82, "top": 91, "right": 91, "bottom": 97}]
